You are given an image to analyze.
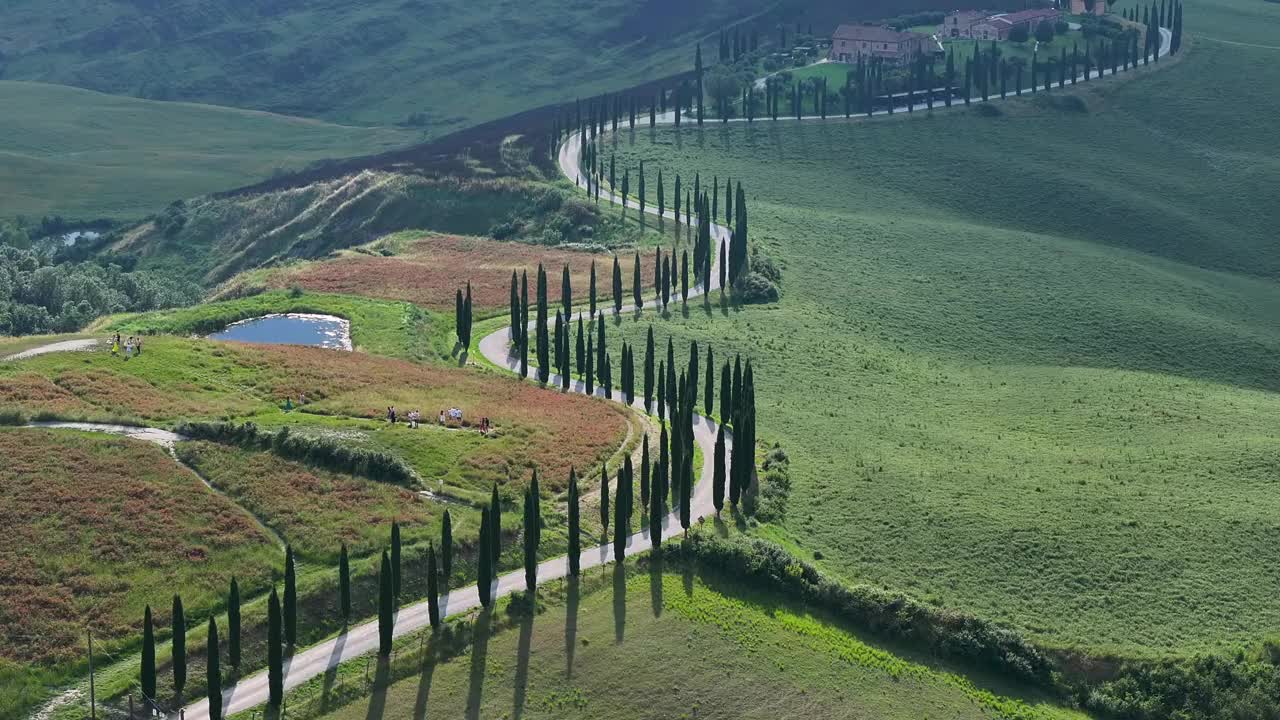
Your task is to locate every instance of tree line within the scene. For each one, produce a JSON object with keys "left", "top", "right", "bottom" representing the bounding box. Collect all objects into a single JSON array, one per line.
[
  {"left": 140, "top": 333, "right": 759, "bottom": 715},
  {"left": 547, "top": 5, "right": 1183, "bottom": 149}
]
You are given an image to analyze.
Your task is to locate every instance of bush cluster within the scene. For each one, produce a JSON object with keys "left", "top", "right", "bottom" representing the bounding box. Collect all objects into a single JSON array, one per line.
[
  {"left": 754, "top": 444, "right": 791, "bottom": 522},
  {"left": 0, "top": 243, "right": 200, "bottom": 335},
  {"left": 175, "top": 421, "right": 417, "bottom": 485},
  {"left": 664, "top": 535, "right": 1057, "bottom": 687}
]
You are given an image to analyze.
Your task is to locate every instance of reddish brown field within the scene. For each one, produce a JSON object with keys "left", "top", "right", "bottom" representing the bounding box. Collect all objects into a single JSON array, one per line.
[
  {"left": 0, "top": 338, "right": 631, "bottom": 490},
  {"left": 263, "top": 235, "right": 639, "bottom": 311},
  {"left": 0, "top": 429, "right": 277, "bottom": 666},
  {"left": 177, "top": 441, "right": 443, "bottom": 561},
  {"left": 0, "top": 373, "right": 96, "bottom": 418},
  {"left": 237, "top": 344, "right": 631, "bottom": 486}
]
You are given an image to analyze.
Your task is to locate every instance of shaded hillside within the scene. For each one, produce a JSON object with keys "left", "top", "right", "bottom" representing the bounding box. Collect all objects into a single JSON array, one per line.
[{"left": 0, "top": 0, "right": 775, "bottom": 129}]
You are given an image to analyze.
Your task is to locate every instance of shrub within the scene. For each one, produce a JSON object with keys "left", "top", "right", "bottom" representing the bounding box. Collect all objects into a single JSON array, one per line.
[
  {"left": 755, "top": 443, "right": 791, "bottom": 522},
  {"left": 1054, "top": 19, "right": 1070, "bottom": 34},
  {"left": 733, "top": 272, "right": 780, "bottom": 304},
  {"left": 175, "top": 421, "right": 417, "bottom": 485},
  {"left": 1009, "top": 24, "right": 1031, "bottom": 43},
  {"left": 749, "top": 253, "right": 782, "bottom": 285},
  {"left": 1036, "top": 19, "right": 1056, "bottom": 42}
]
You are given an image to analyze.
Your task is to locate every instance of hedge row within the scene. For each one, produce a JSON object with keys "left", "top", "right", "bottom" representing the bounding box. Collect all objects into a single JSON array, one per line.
[
  {"left": 176, "top": 421, "right": 416, "bottom": 486},
  {"left": 662, "top": 534, "right": 1056, "bottom": 687}
]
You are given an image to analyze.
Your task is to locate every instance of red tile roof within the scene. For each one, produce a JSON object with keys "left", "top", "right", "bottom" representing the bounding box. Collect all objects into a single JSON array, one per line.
[{"left": 832, "top": 24, "right": 922, "bottom": 44}]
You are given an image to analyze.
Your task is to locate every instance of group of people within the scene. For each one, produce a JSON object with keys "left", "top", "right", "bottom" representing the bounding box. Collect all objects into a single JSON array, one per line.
[
  {"left": 109, "top": 333, "right": 143, "bottom": 360},
  {"left": 385, "top": 406, "right": 491, "bottom": 433}
]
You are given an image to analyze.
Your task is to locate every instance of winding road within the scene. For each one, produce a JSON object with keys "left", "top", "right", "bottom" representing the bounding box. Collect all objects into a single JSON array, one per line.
[{"left": 18, "top": 27, "right": 1173, "bottom": 719}]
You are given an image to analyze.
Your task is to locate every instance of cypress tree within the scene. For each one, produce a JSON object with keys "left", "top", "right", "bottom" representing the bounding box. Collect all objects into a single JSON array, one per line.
[
  {"left": 455, "top": 288, "right": 464, "bottom": 345},
  {"left": 612, "top": 467, "right": 627, "bottom": 562},
  {"left": 520, "top": 270, "right": 529, "bottom": 377},
  {"left": 442, "top": 510, "right": 453, "bottom": 589},
  {"left": 719, "top": 360, "right": 732, "bottom": 423},
  {"left": 589, "top": 260, "right": 597, "bottom": 318},
  {"left": 666, "top": 341, "right": 677, "bottom": 420},
  {"left": 612, "top": 256, "right": 623, "bottom": 314},
  {"left": 586, "top": 334, "right": 595, "bottom": 394},
  {"left": 604, "top": 354, "right": 613, "bottom": 400},
  {"left": 227, "top": 577, "right": 241, "bottom": 670},
  {"left": 575, "top": 316, "right": 585, "bottom": 376},
  {"left": 463, "top": 281, "right": 473, "bottom": 347},
  {"left": 657, "top": 170, "right": 666, "bottom": 219},
  {"left": 172, "top": 594, "right": 186, "bottom": 695},
  {"left": 713, "top": 424, "right": 726, "bottom": 513},
  {"left": 674, "top": 175, "right": 682, "bottom": 225},
  {"left": 657, "top": 422, "right": 670, "bottom": 515},
  {"left": 554, "top": 310, "right": 564, "bottom": 381},
  {"left": 478, "top": 508, "right": 492, "bottom": 607},
  {"left": 267, "top": 588, "right": 283, "bottom": 705},
  {"left": 390, "top": 523, "right": 403, "bottom": 600},
  {"left": 633, "top": 252, "right": 643, "bottom": 309},
  {"left": 595, "top": 314, "right": 607, "bottom": 383},
  {"left": 662, "top": 255, "right": 671, "bottom": 309},
  {"left": 600, "top": 463, "right": 610, "bottom": 533},
  {"left": 649, "top": 437, "right": 663, "bottom": 548},
  {"left": 640, "top": 434, "right": 651, "bottom": 509},
  {"left": 704, "top": 345, "right": 715, "bottom": 416},
  {"left": 561, "top": 264, "right": 572, "bottom": 320},
  {"left": 378, "top": 551, "right": 394, "bottom": 656},
  {"left": 568, "top": 467, "right": 581, "bottom": 575},
  {"left": 490, "top": 484, "right": 501, "bottom": 569},
  {"left": 207, "top": 618, "right": 221, "bottom": 720},
  {"left": 688, "top": 340, "right": 699, "bottom": 403},
  {"left": 524, "top": 481, "right": 540, "bottom": 595},
  {"left": 537, "top": 265, "right": 549, "bottom": 383},
  {"left": 653, "top": 248, "right": 662, "bottom": 303},
  {"left": 681, "top": 250, "right": 689, "bottom": 305},
  {"left": 427, "top": 543, "right": 441, "bottom": 629},
  {"left": 719, "top": 240, "right": 727, "bottom": 293},
  {"left": 657, "top": 359, "right": 666, "bottom": 420},
  {"left": 644, "top": 325, "right": 655, "bottom": 412},
  {"left": 141, "top": 606, "right": 156, "bottom": 706}
]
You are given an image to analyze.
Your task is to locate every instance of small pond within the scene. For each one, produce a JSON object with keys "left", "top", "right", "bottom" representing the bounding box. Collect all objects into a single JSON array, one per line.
[{"left": 208, "top": 313, "right": 352, "bottom": 350}]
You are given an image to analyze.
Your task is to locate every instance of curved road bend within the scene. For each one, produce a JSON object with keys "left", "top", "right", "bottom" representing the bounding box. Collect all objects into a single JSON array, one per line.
[{"left": 22, "top": 28, "right": 1171, "bottom": 717}]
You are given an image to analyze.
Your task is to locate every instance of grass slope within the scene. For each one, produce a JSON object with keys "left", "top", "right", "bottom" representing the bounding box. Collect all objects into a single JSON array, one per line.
[
  {"left": 0, "top": 428, "right": 278, "bottom": 719},
  {"left": 596, "top": 4, "right": 1280, "bottom": 656},
  {"left": 0, "top": 81, "right": 416, "bottom": 220},
  {"left": 279, "top": 567, "right": 1088, "bottom": 720},
  {"left": 0, "top": 0, "right": 772, "bottom": 127}
]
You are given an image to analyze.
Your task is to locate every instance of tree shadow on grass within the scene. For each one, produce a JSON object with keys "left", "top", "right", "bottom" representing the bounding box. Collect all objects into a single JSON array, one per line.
[
  {"left": 363, "top": 657, "right": 391, "bottom": 720},
  {"left": 319, "top": 630, "right": 348, "bottom": 712},
  {"left": 513, "top": 613, "right": 534, "bottom": 720},
  {"left": 464, "top": 609, "right": 492, "bottom": 720},
  {"left": 713, "top": 513, "right": 729, "bottom": 538},
  {"left": 411, "top": 647, "right": 435, "bottom": 720},
  {"left": 565, "top": 575, "right": 580, "bottom": 678},
  {"left": 612, "top": 563, "right": 628, "bottom": 644},
  {"left": 648, "top": 555, "right": 665, "bottom": 617}
]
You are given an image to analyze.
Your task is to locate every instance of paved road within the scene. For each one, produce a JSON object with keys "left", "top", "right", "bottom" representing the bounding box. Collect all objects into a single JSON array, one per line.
[
  {"left": 22, "top": 28, "right": 1172, "bottom": 717},
  {"left": 172, "top": 106, "right": 737, "bottom": 720}
]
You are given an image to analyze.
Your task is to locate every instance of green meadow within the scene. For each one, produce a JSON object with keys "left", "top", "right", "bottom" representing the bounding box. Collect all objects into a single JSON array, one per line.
[
  {"left": 0, "top": 81, "right": 416, "bottom": 220},
  {"left": 601, "top": 0, "right": 1280, "bottom": 657},
  {"left": 271, "top": 566, "right": 1088, "bottom": 720}
]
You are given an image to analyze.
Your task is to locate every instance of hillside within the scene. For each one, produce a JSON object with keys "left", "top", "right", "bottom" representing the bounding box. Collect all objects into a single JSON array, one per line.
[
  {"left": 599, "top": 0, "right": 1280, "bottom": 656},
  {"left": 0, "top": 81, "right": 416, "bottom": 220},
  {"left": 0, "top": 0, "right": 772, "bottom": 127}
]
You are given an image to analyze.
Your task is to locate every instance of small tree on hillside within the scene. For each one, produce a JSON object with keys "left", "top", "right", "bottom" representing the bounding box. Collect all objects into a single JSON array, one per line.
[{"left": 1035, "top": 19, "right": 1055, "bottom": 43}]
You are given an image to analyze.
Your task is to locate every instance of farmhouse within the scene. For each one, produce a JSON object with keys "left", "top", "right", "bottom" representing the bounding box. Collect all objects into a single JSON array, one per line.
[
  {"left": 942, "top": 8, "right": 1061, "bottom": 41},
  {"left": 939, "top": 10, "right": 991, "bottom": 39},
  {"left": 830, "top": 24, "right": 934, "bottom": 63}
]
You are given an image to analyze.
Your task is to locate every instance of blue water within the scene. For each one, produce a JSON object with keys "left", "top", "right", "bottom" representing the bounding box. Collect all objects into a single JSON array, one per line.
[{"left": 209, "top": 314, "right": 350, "bottom": 350}]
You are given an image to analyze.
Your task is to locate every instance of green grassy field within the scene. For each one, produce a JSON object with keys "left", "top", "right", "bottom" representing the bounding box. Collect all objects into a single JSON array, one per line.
[
  {"left": 0, "top": 81, "right": 417, "bottom": 221},
  {"left": 596, "top": 0, "right": 1280, "bottom": 657},
  {"left": 273, "top": 566, "right": 1088, "bottom": 720}
]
